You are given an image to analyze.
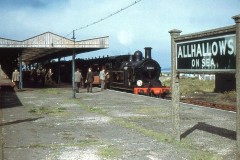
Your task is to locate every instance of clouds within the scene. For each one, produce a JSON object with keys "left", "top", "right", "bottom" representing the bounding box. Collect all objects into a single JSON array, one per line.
[
  {"left": 0, "top": 0, "right": 71, "bottom": 39},
  {"left": 117, "top": 30, "right": 134, "bottom": 46},
  {"left": 0, "top": 0, "right": 46, "bottom": 8},
  {"left": 0, "top": 0, "right": 69, "bottom": 9},
  {"left": 0, "top": 0, "right": 240, "bottom": 68}
]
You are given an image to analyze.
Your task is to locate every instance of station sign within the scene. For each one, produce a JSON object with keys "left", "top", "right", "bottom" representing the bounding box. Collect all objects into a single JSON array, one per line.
[{"left": 176, "top": 34, "right": 236, "bottom": 72}]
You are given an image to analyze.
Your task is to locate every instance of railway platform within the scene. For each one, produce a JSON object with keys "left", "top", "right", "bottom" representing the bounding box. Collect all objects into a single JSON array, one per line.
[
  {"left": 0, "top": 68, "right": 14, "bottom": 89},
  {"left": 0, "top": 86, "right": 236, "bottom": 160}
]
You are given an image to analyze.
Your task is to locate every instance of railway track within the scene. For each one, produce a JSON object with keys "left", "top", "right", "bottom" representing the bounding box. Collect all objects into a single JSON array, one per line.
[{"left": 181, "top": 98, "right": 236, "bottom": 112}]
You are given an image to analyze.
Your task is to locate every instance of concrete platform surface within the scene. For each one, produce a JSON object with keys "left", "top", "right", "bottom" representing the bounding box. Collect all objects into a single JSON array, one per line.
[{"left": 0, "top": 87, "right": 236, "bottom": 160}]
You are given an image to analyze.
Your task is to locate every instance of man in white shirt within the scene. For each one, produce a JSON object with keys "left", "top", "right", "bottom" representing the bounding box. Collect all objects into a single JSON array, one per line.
[
  {"left": 12, "top": 69, "right": 20, "bottom": 89},
  {"left": 99, "top": 67, "right": 108, "bottom": 91}
]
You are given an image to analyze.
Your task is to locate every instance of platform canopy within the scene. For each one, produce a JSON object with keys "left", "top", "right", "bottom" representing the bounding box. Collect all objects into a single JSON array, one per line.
[{"left": 0, "top": 32, "right": 109, "bottom": 63}]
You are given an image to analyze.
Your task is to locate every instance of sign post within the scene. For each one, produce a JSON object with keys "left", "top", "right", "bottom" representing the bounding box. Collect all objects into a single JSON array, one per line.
[
  {"left": 169, "top": 29, "right": 182, "bottom": 141},
  {"left": 170, "top": 14, "right": 240, "bottom": 158},
  {"left": 19, "top": 51, "right": 23, "bottom": 89},
  {"left": 233, "top": 14, "right": 240, "bottom": 160}
]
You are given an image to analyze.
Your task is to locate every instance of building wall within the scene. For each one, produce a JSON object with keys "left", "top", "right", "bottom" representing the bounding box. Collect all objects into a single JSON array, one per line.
[{"left": 215, "top": 74, "right": 236, "bottom": 92}]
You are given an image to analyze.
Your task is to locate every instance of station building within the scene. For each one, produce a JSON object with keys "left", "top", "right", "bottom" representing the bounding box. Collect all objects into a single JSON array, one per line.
[{"left": 0, "top": 32, "right": 109, "bottom": 88}]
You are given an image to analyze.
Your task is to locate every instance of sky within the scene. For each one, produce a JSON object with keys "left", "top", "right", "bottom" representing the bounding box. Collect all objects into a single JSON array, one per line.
[{"left": 1, "top": 0, "right": 240, "bottom": 69}]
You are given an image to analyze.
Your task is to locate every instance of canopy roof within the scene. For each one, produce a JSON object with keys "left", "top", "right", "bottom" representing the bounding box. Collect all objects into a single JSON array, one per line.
[{"left": 0, "top": 32, "right": 109, "bottom": 63}]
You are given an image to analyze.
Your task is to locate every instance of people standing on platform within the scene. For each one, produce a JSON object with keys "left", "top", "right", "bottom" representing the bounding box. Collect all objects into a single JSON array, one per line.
[
  {"left": 85, "top": 68, "right": 94, "bottom": 93},
  {"left": 45, "top": 68, "right": 53, "bottom": 85},
  {"left": 74, "top": 68, "right": 82, "bottom": 93},
  {"left": 99, "top": 66, "right": 108, "bottom": 91},
  {"left": 40, "top": 68, "right": 46, "bottom": 87},
  {"left": 12, "top": 69, "right": 20, "bottom": 89},
  {"left": 36, "top": 68, "right": 41, "bottom": 83}
]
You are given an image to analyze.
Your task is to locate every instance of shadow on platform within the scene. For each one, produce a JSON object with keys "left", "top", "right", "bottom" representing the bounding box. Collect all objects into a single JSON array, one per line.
[
  {"left": 180, "top": 122, "right": 236, "bottom": 140},
  {"left": 0, "top": 117, "right": 44, "bottom": 126},
  {"left": 23, "top": 80, "right": 71, "bottom": 89},
  {"left": 0, "top": 86, "right": 23, "bottom": 108}
]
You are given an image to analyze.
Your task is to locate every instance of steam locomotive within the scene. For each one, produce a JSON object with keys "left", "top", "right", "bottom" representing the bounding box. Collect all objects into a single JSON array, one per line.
[
  {"left": 107, "top": 47, "right": 170, "bottom": 97},
  {"left": 45, "top": 47, "right": 170, "bottom": 97}
]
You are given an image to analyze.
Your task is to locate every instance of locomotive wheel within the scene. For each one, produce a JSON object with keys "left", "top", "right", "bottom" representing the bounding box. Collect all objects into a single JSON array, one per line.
[
  {"left": 149, "top": 91, "right": 154, "bottom": 97},
  {"left": 161, "top": 93, "right": 167, "bottom": 98},
  {"left": 139, "top": 90, "right": 144, "bottom": 95}
]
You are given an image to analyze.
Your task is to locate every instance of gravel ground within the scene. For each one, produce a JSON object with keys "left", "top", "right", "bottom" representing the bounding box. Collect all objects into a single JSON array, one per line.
[{"left": 0, "top": 86, "right": 237, "bottom": 160}]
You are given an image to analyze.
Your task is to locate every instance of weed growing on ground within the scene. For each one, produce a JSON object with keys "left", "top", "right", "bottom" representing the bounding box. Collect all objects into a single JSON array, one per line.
[
  {"left": 29, "top": 106, "right": 67, "bottom": 116},
  {"left": 48, "top": 88, "right": 222, "bottom": 159},
  {"left": 113, "top": 118, "right": 222, "bottom": 160},
  {"left": 36, "top": 88, "right": 62, "bottom": 94},
  {"left": 179, "top": 78, "right": 215, "bottom": 96},
  {"left": 216, "top": 90, "right": 236, "bottom": 103},
  {"left": 87, "top": 106, "right": 108, "bottom": 115},
  {"left": 99, "top": 145, "right": 122, "bottom": 159},
  {"left": 136, "top": 106, "right": 160, "bottom": 115},
  {"left": 164, "top": 78, "right": 215, "bottom": 96},
  {"left": 67, "top": 98, "right": 109, "bottom": 115},
  {"left": 28, "top": 139, "right": 100, "bottom": 149}
]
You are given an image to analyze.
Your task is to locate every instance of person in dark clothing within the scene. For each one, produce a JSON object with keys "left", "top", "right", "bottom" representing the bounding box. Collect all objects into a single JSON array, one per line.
[
  {"left": 85, "top": 68, "right": 94, "bottom": 93},
  {"left": 40, "top": 68, "right": 46, "bottom": 87},
  {"left": 74, "top": 68, "right": 83, "bottom": 93},
  {"left": 45, "top": 68, "right": 53, "bottom": 85}
]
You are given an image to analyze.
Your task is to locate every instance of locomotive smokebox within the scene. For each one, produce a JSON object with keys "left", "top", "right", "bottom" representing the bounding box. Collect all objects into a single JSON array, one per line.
[{"left": 144, "top": 47, "right": 152, "bottom": 59}]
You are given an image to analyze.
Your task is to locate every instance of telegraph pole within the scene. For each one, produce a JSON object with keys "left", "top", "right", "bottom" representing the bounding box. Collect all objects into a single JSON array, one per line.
[
  {"left": 72, "top": 30, "right": 76, "bottom": 98},
  {"left": 19, "top": 51, "right": 23, "bottom": 89}
]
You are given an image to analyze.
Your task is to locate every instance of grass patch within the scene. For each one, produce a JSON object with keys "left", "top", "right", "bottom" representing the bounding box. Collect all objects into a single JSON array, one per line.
[
  {"left": 165, "top": 78, "right": 236, "bottom": 106},
  {"left": 49, "top": 88, "right": 222, "bottom": 160},
  {"left": 114, "top": 118, "right": 173, "bottom": 142},
  {"left": 87, "top": 106, "right": 108, "bottom": 115},
  {"left": 216, "top": 90, "right": 236, "bottom": 103},
  {"left": 99, "top": 145, "right": 122, "bottom": 159},
  {"left": 164, "top": 78, "right": 215, "bottom": 96},
  {"left": 179, "top": 78, "right": 215, "bottom": 96},
  {"left": 67, "top": 98, "right": 109, "bottom": 115},
  {"left": 37, "top": 88, "right": 62, "bottom": 94},
  {"left": 75, "top": 139, "right": 101, "bottom": 148},
  {"left": 29, "top": 106, "right": 67, "bottom": 116},
  {"left": 28, "top": 139, "right": 100, "bottom": 149},
  {"left": 114, "top": 118, "right": 222, "bottom": 160},
  {"left": 189, "top": 152, "right": 222, "bottom": 160},
  {"left": 67, "top": 96, "right": 221, "bottom": 159},
  {"left": 135, "top": 106, "right": 161, "bottom": 115}
]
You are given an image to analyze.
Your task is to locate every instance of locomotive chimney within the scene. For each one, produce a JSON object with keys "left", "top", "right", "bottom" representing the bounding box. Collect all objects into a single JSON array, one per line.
[{"left": 144, "top": 47, "right": 152, "bottom": 59}]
